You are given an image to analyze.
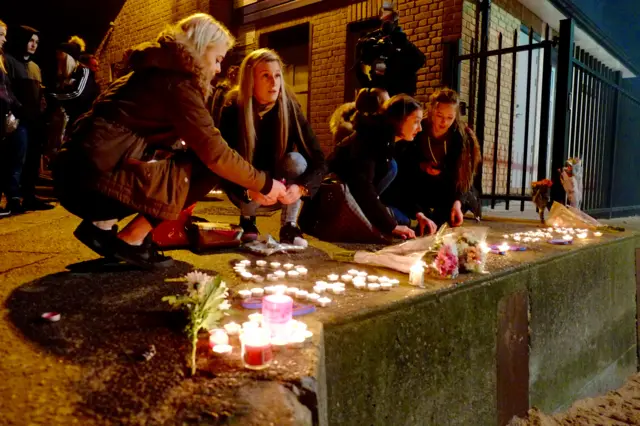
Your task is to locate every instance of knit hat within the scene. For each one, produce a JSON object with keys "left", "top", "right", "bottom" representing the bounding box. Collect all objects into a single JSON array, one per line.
[{"left": 57, "top": 36, "right": 86, "bottom": 61}]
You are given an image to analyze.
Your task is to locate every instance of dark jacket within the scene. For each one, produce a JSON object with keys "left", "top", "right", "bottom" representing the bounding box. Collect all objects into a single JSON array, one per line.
[
  {"left": 51, "top": 65, "right": 100, "bottom": 125},
  {"left": 219, "top": 90, "right": 327, "bottom": 200},
  {"left": 329, "top": 101, "right": 356, "bottom": 146},
  {"left": 329, "top": 117, "right": 398, "bottom": 233},
  {"left": 355, "top": 26, "right": 426, "bottom": 96},
  {"left": 4, "top": 53, "right": 42, "bottom": 122},
  {"left": 53, "top": 30, "right": 270, "bottom": 221},
  {"left": 0, "top": 65, "right": 21, "bottom": 137}
]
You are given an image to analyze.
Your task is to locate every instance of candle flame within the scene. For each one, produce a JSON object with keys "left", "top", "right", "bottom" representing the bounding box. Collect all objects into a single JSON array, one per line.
[{"left": 499, "top": 242, "right": 510, "bottom": 252}]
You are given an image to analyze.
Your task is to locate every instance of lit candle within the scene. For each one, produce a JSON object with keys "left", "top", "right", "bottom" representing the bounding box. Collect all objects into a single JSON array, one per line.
[
  {"left": 224, "top": 322, "right": 242, "bottom": 336},
  {"left": 252, "top": 275, "right": 265, "bottom": 283},
  {"left": 241, "top": 328, "right": 273, "bottom": 370},
  {"left": 286, "top": 287, "right": 299, "bottom": 296},
  {"left": 283, "top": 263, "right": 294, "bottom": 270},
  {"left": 367, "top": 283, "right": 381, "bottom": 291},
  {"left": 291, "top": 320, "right": 307, "bottom": 332},
  {"left": 238, "top": 289, "right": 252, "bottom": 299},
  {"left": 209, "top": 328, "right": 229, "bottom": 346},
  {"left": 577, "top": 232, "right": 588, "bottom": 239},
  {"left": 353, "top": 280, "right": 366, "bottom": 290},
  {"left": 357, "top": 271, "right": 368, "bottom": 277},
  {"left": 270, "top": 262, "right": 281, "bottom": 269},
  {"left": 318, "top": 297, "right": 332, "bottom": 307},
  {"left": 212, "top": 344, "right": 232, "bottom": 355},
  {"left": 256, "top": 260, "right": 267, "bottom": 268},
  {"left": 274, "top": 284, "right": 288, "bottom": 294},
  {"left": 313, "top": 285, "right": 326, "bottom": 294},
  {"left": 503, "top": 234, "right": 510, "bottom": 239},
  {"left": 288, "top": 333, "right": 306, "bottom": 349},
  {"left": 241, "top": 271, "right": 253, "bottom": 281},
  {"left": 266, "top": 274, "right": 278, "bottom": 281},
  {"left": 295, "top": 290, "right": 309, "bottom": 300},
  {"left": 563, "top": 235, "right": 573, "bottom": 242},
  {"left": 594, "top": 231, "right": 603, "bottom": 237},
  {"left": 367, "top": 275, "right": 379, "bottom": 283},
  {"left": 251, "top": 287, "right": 265, "bottom": 298},
  {"left": 378, "top": 276, "right": 390, "bottom": 283},
  {"left": 274, "top": 270, "right": 286, "bottom": 279},
  {"left": 522, "top": 237, "right": 530, "bottom": 242},
  {"left": 327, "top": 274, "right": 339, "bottom": 281},
  {"left": 389, "top": 279, "right": 400, "bottom": 287},
  {"left": 240, "top": 260, "right": 251, "bottom": 266},
  {"left": 331, "top": 286, "right": 345, "bottom": 295},
  {"left": 498, "top": 242, "right": 510, "bottom": 254},
  {"left": 248, "top": 313, "right": 263, "bottom": 324},
  {"left": 262, "top": 294, "right": 293, "bottom": 340},
  {"left": 315, "top": 280, "right": 328, "bottom": 287},
  {"left": 242, "top": 321, "right": 259, "bottom": 330},
  {"left": 287, "top": 270, "right": 300, "bottom": 279},
  {"left": 409, "top": 261, "right": 425, "bottom": 287},
  {"left": 296, "top": 267, "right": 308, "bottom": 275},
  {"left": 307, "top": 293, "right": 321, "bottom": 303},
  {"left": 348, "top": 269, "right": 359, "bottom": 275},
  {"left": 479, "top": 242, "right": 491, "bottom": 254},
  {"left": 341, "top": 274, "right": 353, "bottom": 282},
  {"left": 270, "top": 336, "right": 288, "bottom": 351},
  {"left": 380, "top": 282, "right": 392, "bottom": 291}
]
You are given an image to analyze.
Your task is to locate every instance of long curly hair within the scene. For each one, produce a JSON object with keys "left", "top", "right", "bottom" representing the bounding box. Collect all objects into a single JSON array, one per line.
[
  {"left": 0, "top": 20, "right": 6, "bottom": 74},
  {"left": 424, "top": 88, "right": 481, "bottom": 193}
]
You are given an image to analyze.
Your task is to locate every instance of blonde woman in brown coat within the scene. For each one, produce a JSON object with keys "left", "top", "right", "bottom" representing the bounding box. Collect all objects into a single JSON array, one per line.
[{"left": 53, "top": 14, "right": 286, "bottom": 269}]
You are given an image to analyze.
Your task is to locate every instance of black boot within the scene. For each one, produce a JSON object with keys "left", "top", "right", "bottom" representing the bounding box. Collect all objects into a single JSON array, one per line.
[
  {"left": 113, "top": 234, "right": 174, "bottom": 270},
  {"left": 239, "top": 216, "right": 259, "bottom": 242},
  {"left": 73, "top": 220, "right": 118, "bottom": 258},
  {"left": 279, "top": 222, "right": 304, "bottom": 244}
]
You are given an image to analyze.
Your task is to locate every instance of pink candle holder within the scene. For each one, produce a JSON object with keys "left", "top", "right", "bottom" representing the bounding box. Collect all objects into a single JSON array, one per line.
[{"left": 262, "top": 294, "right": 293, "bottom": 340}]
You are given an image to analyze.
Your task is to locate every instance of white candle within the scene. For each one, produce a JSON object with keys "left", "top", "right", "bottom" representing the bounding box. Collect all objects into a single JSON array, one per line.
[
  {"left": 248, "top": 313, "right": 263, "bottom": 324},
  {"left": 313, "top": 285, "right": 326, "bottom": 294},
  {"left": 367, "top": 283, "right": 381, "bottom": 291},
  {"left": 315, "top": 280, "right": 328, "bottom": 287},
  {"left": 333, "top": 281, "right": 345, "bottom": 288},
  {"left": 307, "top": 293, "right": 320, "bottom": 303},
  {"left": 283, "top": 263, "right": 294, "bottom": 270},
  {"left": 240, "top": 260, "right": 251, "bottom": 266},
  {"left": 318, "top": 297, "right": 332, "bottom": 307},
  {"left": 295, "top": 290, "right": 308, "bottom": 299},
  {"left": 409, "top": 261, "right": 425, "bottom": 287},
  {"left": 274, "top": 284, "right": 288, "bottom": 294},
  {"left": 266, "top": 274, "right": 278, "bottom": 281},
  {"left": 577, "top": 232, "right": 588, "bottom": 239},
  {"left": 367, "top": 275, "right": 379, "bottom": 283},
  {"left": 503, "top": 234, "right": 510, "bottom": 239},
  {"left": 274, "top": 270, "right": 286, "bottom": 279},
  {"left": 271, "top": 337, "right": 288, "bottom": 351},
  {"left": 224, "top": 322, "right": 242, "bottom": 336},
  {"left": 296, "top": 267, "right": 308, "bottom": 275},
  {"left": 238, "top": 289, "right": 252, "bottom": 299},
  {"left": 288, "top": 333, "right": 306, "bottom": 348},
  {"left": 286, "top": 287, "right": 299, "bottom": 296},
  {"left": 252, "top": 275, "right": 265, "bottom": 283},
  {"left": 357, "top": 271, "right": 368, "bottom": 277},
  {"left": 331, "top": 287, "right": 345, "bottom": 295},
  {"left": 353, "top": 281, "right": 366, "bottom": 290},
  {"left": 378, "top": 276, "right": 390, "bottom": 283},
  {"left": 594, "top": 231, "right": 603, "bottom": 237},
  {"left": 498, "top": 242, "right": 510, "bottom": 253},
  {"left": 209, "top": 328, "right": 229, "bottom": 346},
  {"left": 242, "top": 321, "right": 259, "bottom": 330},
  {"left": 241, "top": 271, "right": 253, "bottom": 281},
  {"left": 264, "top": 286, "right": 276, "bottom": 295},
  {"left": 251, "top": 288, "right": 265, "bottom": 297},
  {"left": 347, "top": 269, "right": 359, "bottom": 275},
  {"left": 212, "top": 344, "right": 233, "bottom": 355},
  {"left": 563, "top": 235, "right": 573, "bottom": 242},
  {"left": 380, "top": 282, "right": 392, "bottom": 291},
  {"left": 389, "top": 279, "right": 400, "bottom": 287},
  {"left": 327, "top": 274, "right": 339, "bottom": 281},
  {"left": 341, "top": 274, "right": 353, "bottom": 282},
  {"left": 270, "top": 262, "right": 281, "bottom": 269},
  {"left": 302, "top": 330, "right": 313, "bottom": 340},
  {"left": 256, "top": 260, "right": 267, "bottom": 268},
  {"left": 287, "top": 270, "right": 300, "bottom": 278}
]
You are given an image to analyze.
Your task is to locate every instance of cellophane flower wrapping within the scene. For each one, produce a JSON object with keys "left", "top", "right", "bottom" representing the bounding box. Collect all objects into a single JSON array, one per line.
[
  {"left": 431, "top": 235, "right": 459, "bottom": 278},
  {"left": 456, "top": 229, "right": 488, "bottom": 273}
]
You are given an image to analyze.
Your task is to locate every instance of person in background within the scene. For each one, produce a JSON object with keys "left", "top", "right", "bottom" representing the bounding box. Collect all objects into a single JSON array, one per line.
[
  {"left": 50, "top": 36, "right": 100, "bottom": 126},
  {"left": 53, "top": 14, "right": 286, "bottom": 269},
  {"left": 3, "top": 24, "right": 51, "bottom": 213},
  {"left": 329, "top": 91, "right": 425, "bottom": 240},
  {"left": 209, "top": 65, "right": 238, "bottom": 125},
  {"left": 79, "top": 53, "right": 99, "bottom": 73},
  {"left": 384, "top": 88, "right": 481, "bottom": 233},
  {"left": 219, "top": 48, "right": 327, "bottom": 244}
]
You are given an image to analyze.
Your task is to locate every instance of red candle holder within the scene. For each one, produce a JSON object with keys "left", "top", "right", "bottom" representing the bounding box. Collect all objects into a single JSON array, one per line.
[{"left": 241, "top": 329, "right": 273, "bottom": 370}]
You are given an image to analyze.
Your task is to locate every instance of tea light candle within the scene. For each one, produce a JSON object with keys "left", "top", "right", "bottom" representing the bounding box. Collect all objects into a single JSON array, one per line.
[
  {"left": 367, "top": 283, "right": 381, "bottom": 291},
  {"left": 271, "top": 337, "right": 288, "bottom": 351},
  {"left": 357, "top": 271, "right": 368, "bottom": 277},
  {"left": 315, "top": 280, "right": 328, "bottom": 287},
  {"left": 288, "top": 333, "right": 307, "bottom": 348},
  {"left": 252, "top": 275, "right": 265, "bottom": 283},
  {"left": 378, "top": 276, "right": 390, "bottom": 283},
  {"left": 264, "top": 286, "right": 276, "bottom": 295},
  {"left": 341, "top": 274, "right": 353, "bottom": 282},
  {"left": 251, "top": 287, "right": 265, "bottom": 297},
  {"left": 331, "top": 286, "right": 345, "bottom": 295},
  {"left": 270, "top": 262, "right": 281, "bottom": 269},
  {"left": 242, "top": 321, "right": 259, "bottom": 330},
  {"left": 498, "top": 242, "right": 510, "bottom": 254},
  {"left": 577, "top": 232, "right": 588, "bottom": 239},
  {"left": 256, "top": 260, "right": 267, "bottom": 268},
  {"left": 313, "top": 285, "right": 326, "bottom": 294},
  {"left": 563, "top": 235, "right": 574, "bottom": 242},
  {"left": 380, "top": 282, "right": 392, "bottom": 291},
  {"left": 212, "top": 344, "right": 232, "bottom": 355},
  {"left": 287, "top": 270, "right": 300, "bottom": 278},
  {"left": 409, "top": 261, "right": 425, "bottom": 287},
  {"left": 307, "top": 293, "right": 321, "bottom": 303},
  {"left": 274, "top": 284, "right": 287, "bottom": 294},
  {"left": 274, "top": 270, "right": 286, "bottom": 279},
  {"left": 283, "top": 263, "right": 294, "bottom": 270},
  {"left": 224, "top": 322, "right": 242, "bottom": 336},
  {"left": 241, "top": 328, "right": 273, "bottom": 370},
  {"left": 389, "top": 279, "right": 400, "bottom": 287},
  {"left": 266, "top": 274, "right": 278, "bottom": 281},
  {"left": 594, "top": 231, "right": 603, "bottom": 237},
  {"left": 238, "top": 289, "right": 252, "bottom": 299},
  {"left": 286, "top": 287, "right": 299, "bottom": 296},
  {"left": 262, "top": 294, "right": 293, "bottom": 340},
  {"left": 240, "top": 259, "right": 251, "bottom": 266},
  {"left": 367, "top": 275, "right": 379, "bottom": 283},
  {"left": 318, "top": 297, "right": 331, "bottom": 307},
  {"left": 248, "top": 313, "right": 263, "bottom": 323},
  {"left": 209, "top": 328, "right": 229, "bottom": 346},
  {"left": 295, "top": 290, "right": 308, "bottom": 299},
  {"left": 353, "top": 280, "right": 366, "bottom": 290},
  {"left": 348, "top": 269, "right": 359, "bottom": 275},
  {"left": 327, "top": 274, "right": 339, "bottom": 281},
  {"left": 241, "top": 271, "right": 253, "bottom": 281},
  {"left": 503, "top": 234, "right": 510, "bottom": 239},
  {"left": 296, "top": 267, "right": 308, "bottom": 275}
]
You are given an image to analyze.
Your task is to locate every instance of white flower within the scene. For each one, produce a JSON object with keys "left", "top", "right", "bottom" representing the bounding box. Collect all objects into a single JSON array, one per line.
[
  {"left": 219, "top": 300, "right": 231, "bottom": 311},
  {"left": 185, "top": 271, "right": 213, "bottom": 286}
]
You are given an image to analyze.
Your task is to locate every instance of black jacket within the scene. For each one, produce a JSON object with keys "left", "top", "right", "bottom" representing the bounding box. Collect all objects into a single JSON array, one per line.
[
  {"left": 0, "top": 66, "right": 21, "bottom": 137},
  {"left": 51, "top": 65, "right": 100, "bottom": 125},
  {"left": 355, "top": 26, "right": 426, "bottom": 96},
  {"left": 4, "top": 53, "right": 42, "bottom": 122},
  {"left": 219, "top": 92, "right": 327, "bottom": 201},
  {"left": 329, "top": 119, "right": 398, "bottom": 233}
]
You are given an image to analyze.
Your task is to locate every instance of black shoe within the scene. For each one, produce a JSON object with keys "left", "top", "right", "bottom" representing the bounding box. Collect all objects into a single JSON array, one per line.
[
  {"left": 239, "top": 216, "right": 259, "bottom": 242},
  {"left": 113, "top": 235, "right": 174, "bottom": 270},
  {"left": 7, "top": 198, "right": 25, "bottom": 215},
  {"left": 280, "top": 222, "right": 304, "bottom": 244},
  {"left": 73, "top": 220, "right": 118, "bottom": 258},
  {"left": 22, "top": 197, "right": 54, "bottom": 211}
]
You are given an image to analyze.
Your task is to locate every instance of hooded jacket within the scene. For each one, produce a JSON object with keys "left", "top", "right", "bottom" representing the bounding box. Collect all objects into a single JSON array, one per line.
[{"left": 53, "top": 30, "right": 271, "bottom": 221}]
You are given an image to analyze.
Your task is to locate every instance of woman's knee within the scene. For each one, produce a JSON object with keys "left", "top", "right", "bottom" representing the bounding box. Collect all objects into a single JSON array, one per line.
[{"left": 280, "top": 152, "right": 308, "bottom": 180}]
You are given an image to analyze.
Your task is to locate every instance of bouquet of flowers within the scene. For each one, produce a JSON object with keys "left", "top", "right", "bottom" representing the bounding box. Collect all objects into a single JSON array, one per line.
[
  {"left": 163, "top": 271, "right": 230, "bottom": 375},
  {"left": 456, "top": 231, "right": 488, "bottom": 273},
  {"left": 428, "top": 226, "right": 488, "bottom": 278},
  {"left": 432, "top": 235, "right": 459, "bottom": 279}
]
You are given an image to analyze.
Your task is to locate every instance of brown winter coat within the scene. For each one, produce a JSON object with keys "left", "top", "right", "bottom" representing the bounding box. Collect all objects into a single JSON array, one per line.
[{"left": 53, "top": 30, "right": 270, "bottom": 221}]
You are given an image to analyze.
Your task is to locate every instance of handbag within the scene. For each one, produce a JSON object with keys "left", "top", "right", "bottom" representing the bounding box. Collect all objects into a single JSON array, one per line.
[{"left": 298, "top": 177, "right": 390, "bottom": 244}]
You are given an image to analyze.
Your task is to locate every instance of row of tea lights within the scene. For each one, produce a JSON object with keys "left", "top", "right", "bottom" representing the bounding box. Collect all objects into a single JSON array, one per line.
[
  {"left": 501, "top": 226, "right": 602, "bottom": 245},
  {"left": 233, "top": 260, "right": 308, "bottom": 282}
]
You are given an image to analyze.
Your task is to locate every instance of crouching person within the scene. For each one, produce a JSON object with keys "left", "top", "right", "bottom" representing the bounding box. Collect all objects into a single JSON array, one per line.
[
  {"left": 52, "top": 14, "right": 285, "bottom": 269},
  {"left": 219, "top": 48, "right": 327, "bottom": 244}
]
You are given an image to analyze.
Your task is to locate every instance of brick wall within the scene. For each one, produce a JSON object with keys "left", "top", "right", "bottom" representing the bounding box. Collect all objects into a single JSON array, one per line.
[{"left": 96, "top": 0, "right": 209, "bottom": 86}]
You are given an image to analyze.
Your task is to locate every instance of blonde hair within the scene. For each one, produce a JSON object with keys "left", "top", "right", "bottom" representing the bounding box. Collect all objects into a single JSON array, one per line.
[
  {"left": 236, "top": 48, "right": 294, "bottom": 162},
  {"left": 174, "top": 13, "right": 235, "bottom": 58},
  {"left": 68, "top": 35, "right": 86, "bottom": 52},
  {"left": 0, "top": 20, "right": 6, "bottom": 74}
]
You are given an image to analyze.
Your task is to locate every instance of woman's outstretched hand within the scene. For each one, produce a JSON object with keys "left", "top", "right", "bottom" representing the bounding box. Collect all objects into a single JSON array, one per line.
[
  {"left": 279, "top": 184, "right": 303, "bottom": 205},
  {"left": 416, "top": 212, "right": 437, "bottom": 236},
  {"left": 392, "top": 225, "right": 416, "bottom": 240},
  {"left": 248, "top": 179, "right": 287, "bottom": 206},
  {"left": 450, "top": 200, "right": 464, "bottom": 227}
]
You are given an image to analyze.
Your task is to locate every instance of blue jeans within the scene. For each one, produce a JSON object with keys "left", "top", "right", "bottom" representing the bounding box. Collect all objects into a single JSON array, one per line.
[
  {"left": 375, "top": 159, "right": 411, "bottom": 226},
  {"left": 1, "top": 124, "right": 28, "bottom": 200},
  {"left": 229, "top": 152, "right": 308, "bottom": 225}
]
